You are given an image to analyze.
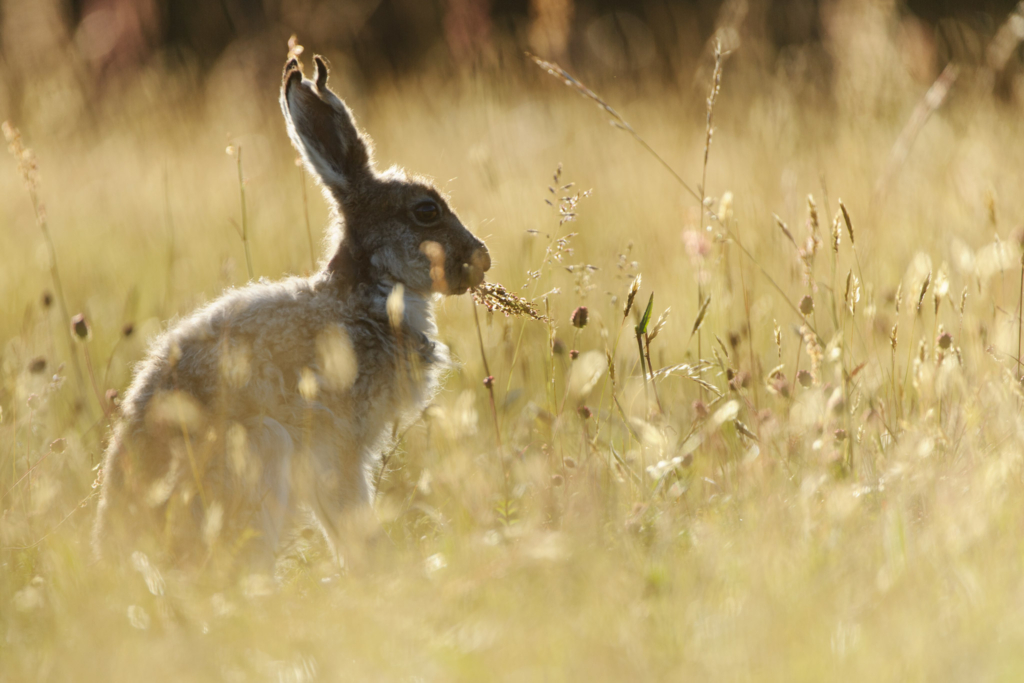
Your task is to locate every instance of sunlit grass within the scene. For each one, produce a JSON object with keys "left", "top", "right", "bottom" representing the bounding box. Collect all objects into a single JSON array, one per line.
[{"left": 4, "top": 15, "right": 1024, "bottom": 680}]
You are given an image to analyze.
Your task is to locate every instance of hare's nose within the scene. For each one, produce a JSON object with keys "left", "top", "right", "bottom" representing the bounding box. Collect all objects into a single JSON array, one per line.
[
  {"left": 464, "top": 247, "right": 491, "bottom": 289},
  {"left": 470, "top": 247, "right": 491, "bottom": 274}
]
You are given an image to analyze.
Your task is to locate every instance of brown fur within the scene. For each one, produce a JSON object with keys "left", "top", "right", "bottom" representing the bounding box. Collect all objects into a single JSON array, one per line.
[{"left": 92, "top": 54, "right": 490, "bottom": 569}]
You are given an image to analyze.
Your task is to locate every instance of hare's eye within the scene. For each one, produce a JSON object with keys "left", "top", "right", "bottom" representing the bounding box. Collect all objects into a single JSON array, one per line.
[{"left": 413, "top": 201, "right": 441, "bottom": 225}]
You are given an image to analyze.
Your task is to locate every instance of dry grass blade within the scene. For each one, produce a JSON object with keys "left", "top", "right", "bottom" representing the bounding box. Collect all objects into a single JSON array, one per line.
[
  {"left": 690, "top": 295, "right": 712, "bottom": 338},
  {"left": 875, "top": 63, "right": 958, "bottom": 200},
  {"left": 689, "top": 375, "right": 724, "bottom": 397},
  {"left": 473, "top": 281, "right": 547, "bottom": 321},
  {"left": 773, "top": 213, "right": 797, "bottom": 249},
  {"left": 734, "top": 419, "right": 758, "bottom": 441},
  {"left": 528, "top": 53, "right": 701, "bottom": 202},
  {"left": 985, "top": 2, "right": 1024, "bottom": 76},
  {"left": 702, "top": 41, "right": 724, "bottom": 191}
]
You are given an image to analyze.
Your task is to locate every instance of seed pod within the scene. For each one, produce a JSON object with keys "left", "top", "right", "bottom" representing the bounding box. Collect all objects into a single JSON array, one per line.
[
  {"left": 571, "top": 305, "right": 589, "bottom": 329},
  {"left": 71, "top": 314, "right": 90, "bottom": 340}
]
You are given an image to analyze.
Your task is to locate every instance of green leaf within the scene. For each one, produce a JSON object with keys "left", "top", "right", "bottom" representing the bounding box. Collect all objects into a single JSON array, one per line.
[{"left": 636, "top": 293, "right": 654, "bottom": 336}]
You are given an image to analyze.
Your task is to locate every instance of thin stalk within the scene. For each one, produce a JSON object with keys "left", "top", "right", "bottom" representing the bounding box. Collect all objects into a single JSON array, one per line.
[
  {"left": 81, "top": 343, "right": 109, "bottom": 418},
  {"left": 529, "top": 54, "right": 701, "bottom": 203},
  {"left": 472, "top": 302, "right": 512, "bottom": 514},
  {"left": 738, "top": 258, "right": 759, "bottom": 411},
  {"left": 163, "top": 166, "right": 176, "bottom": 314},
  {"left": 636, "top": 331, "right": 650, "bottom": 415},
  {"left": 1018, "top": 255, "right": 1023, "bottom": 404},
  {"left": 696, "top": 42, "right": 722, "bottom": 399},
  {"left": 724, "top": 224, "right": 823, "bottom": 345},
  {"left": 643, "top": 335, "right": 664, "bottom": 414},
  {"left": 235, "top": 146, "right": 254, "bottom": 280},
  {"left": 41, "top": 219, "right": 85, "bottom": 398},
  {"left": 472, "top": 302, "right": 503, "bottom": 452}
]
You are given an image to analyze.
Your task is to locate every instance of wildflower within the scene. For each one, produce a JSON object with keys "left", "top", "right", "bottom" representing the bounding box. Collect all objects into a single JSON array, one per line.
[{"left": 571, "top": 305, "right": 589, "bottom": 329}]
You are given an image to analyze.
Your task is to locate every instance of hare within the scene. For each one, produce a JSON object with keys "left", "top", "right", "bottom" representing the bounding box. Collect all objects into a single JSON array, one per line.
[{"left": 92, "top": 54, "right": 491, "bottom": 568}]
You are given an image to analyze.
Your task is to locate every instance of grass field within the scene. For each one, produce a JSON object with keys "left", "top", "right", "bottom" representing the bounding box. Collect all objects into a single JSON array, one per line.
[{"left": 4, "top": 8, "right": 1024, "bottom": 681}]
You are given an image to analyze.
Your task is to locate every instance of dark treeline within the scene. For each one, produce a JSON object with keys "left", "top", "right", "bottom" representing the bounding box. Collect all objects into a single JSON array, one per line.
[
  {"left": 0, "top": 0, "right": 1020, "bottom": 121},
  {"left": 38, "top": 0, "right": 1024, "bottom": 78}
]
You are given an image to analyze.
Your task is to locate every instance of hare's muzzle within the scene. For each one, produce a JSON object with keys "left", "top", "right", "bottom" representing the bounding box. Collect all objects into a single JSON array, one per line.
[{"left": 466, "top": 246, "right": 491, "bottom": 288}]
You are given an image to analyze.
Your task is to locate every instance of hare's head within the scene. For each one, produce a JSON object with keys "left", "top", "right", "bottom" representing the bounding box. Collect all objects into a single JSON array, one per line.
[{"left": 281, "top": 55, "right": 490, "bottom": 295}]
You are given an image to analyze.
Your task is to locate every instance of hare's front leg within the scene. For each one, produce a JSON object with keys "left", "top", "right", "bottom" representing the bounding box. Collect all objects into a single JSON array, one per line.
[{"left": 303, "top": 425, "right": 378, "bottom": 570}]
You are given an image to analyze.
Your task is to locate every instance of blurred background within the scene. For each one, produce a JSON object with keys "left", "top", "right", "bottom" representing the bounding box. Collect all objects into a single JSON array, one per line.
[{"left": 2, "top": 0, "right": 1023, "bottom": 132}]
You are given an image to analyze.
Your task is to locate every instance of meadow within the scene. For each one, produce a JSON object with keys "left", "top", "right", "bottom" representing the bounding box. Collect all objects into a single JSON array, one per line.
[{"left": 4, "top": 7, "right": 1024, "bottom": 681}]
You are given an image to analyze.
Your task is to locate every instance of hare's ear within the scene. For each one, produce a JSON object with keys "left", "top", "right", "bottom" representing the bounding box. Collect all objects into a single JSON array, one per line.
[{"left": 281, "top": 55, "right": 372, "bottom": 203}]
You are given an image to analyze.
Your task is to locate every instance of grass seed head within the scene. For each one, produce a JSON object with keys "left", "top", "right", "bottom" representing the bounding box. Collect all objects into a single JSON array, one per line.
[
  {"left": 774, "top": 213, "right": 797, "bottom": 249},
  {"left": 624, "top": 274, "right": 641, "bottom": 318},
  {"left": 472, "top": 282, "right": 547, "bottom": 321},
  {"left": 3, "top": 121, "right": 40, "bottom": 194},
  {"left": 807, "top": 195, "right": 819, "bottom": 233},
  {"left": 916, "top": 271, "right": 931, "bottom": 314},
  {"left": 690, "top": 295, "right": 711, "bottom": 337},
  {"left": 647, "top": 307, "right": 671, "bottom": 343},
  {"left": 831, "top": 210, "right": 842, "bottom": 253},
  {"left": 839, "top": 199, "right": 855, "bottom": 246},
  {"left": 800, "top": 325, "right": 822, "bottom": 385},
  {"left": 719, "top": 191, "right": 734, "bottom": 223},
  {"left": 845, "top": 271, "right": 861, "bottom": 316}
]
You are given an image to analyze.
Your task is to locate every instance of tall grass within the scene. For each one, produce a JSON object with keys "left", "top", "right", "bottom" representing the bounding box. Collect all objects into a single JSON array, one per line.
[{"left": 4, "top": 7, "right": 1024, "bottom": 681}]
